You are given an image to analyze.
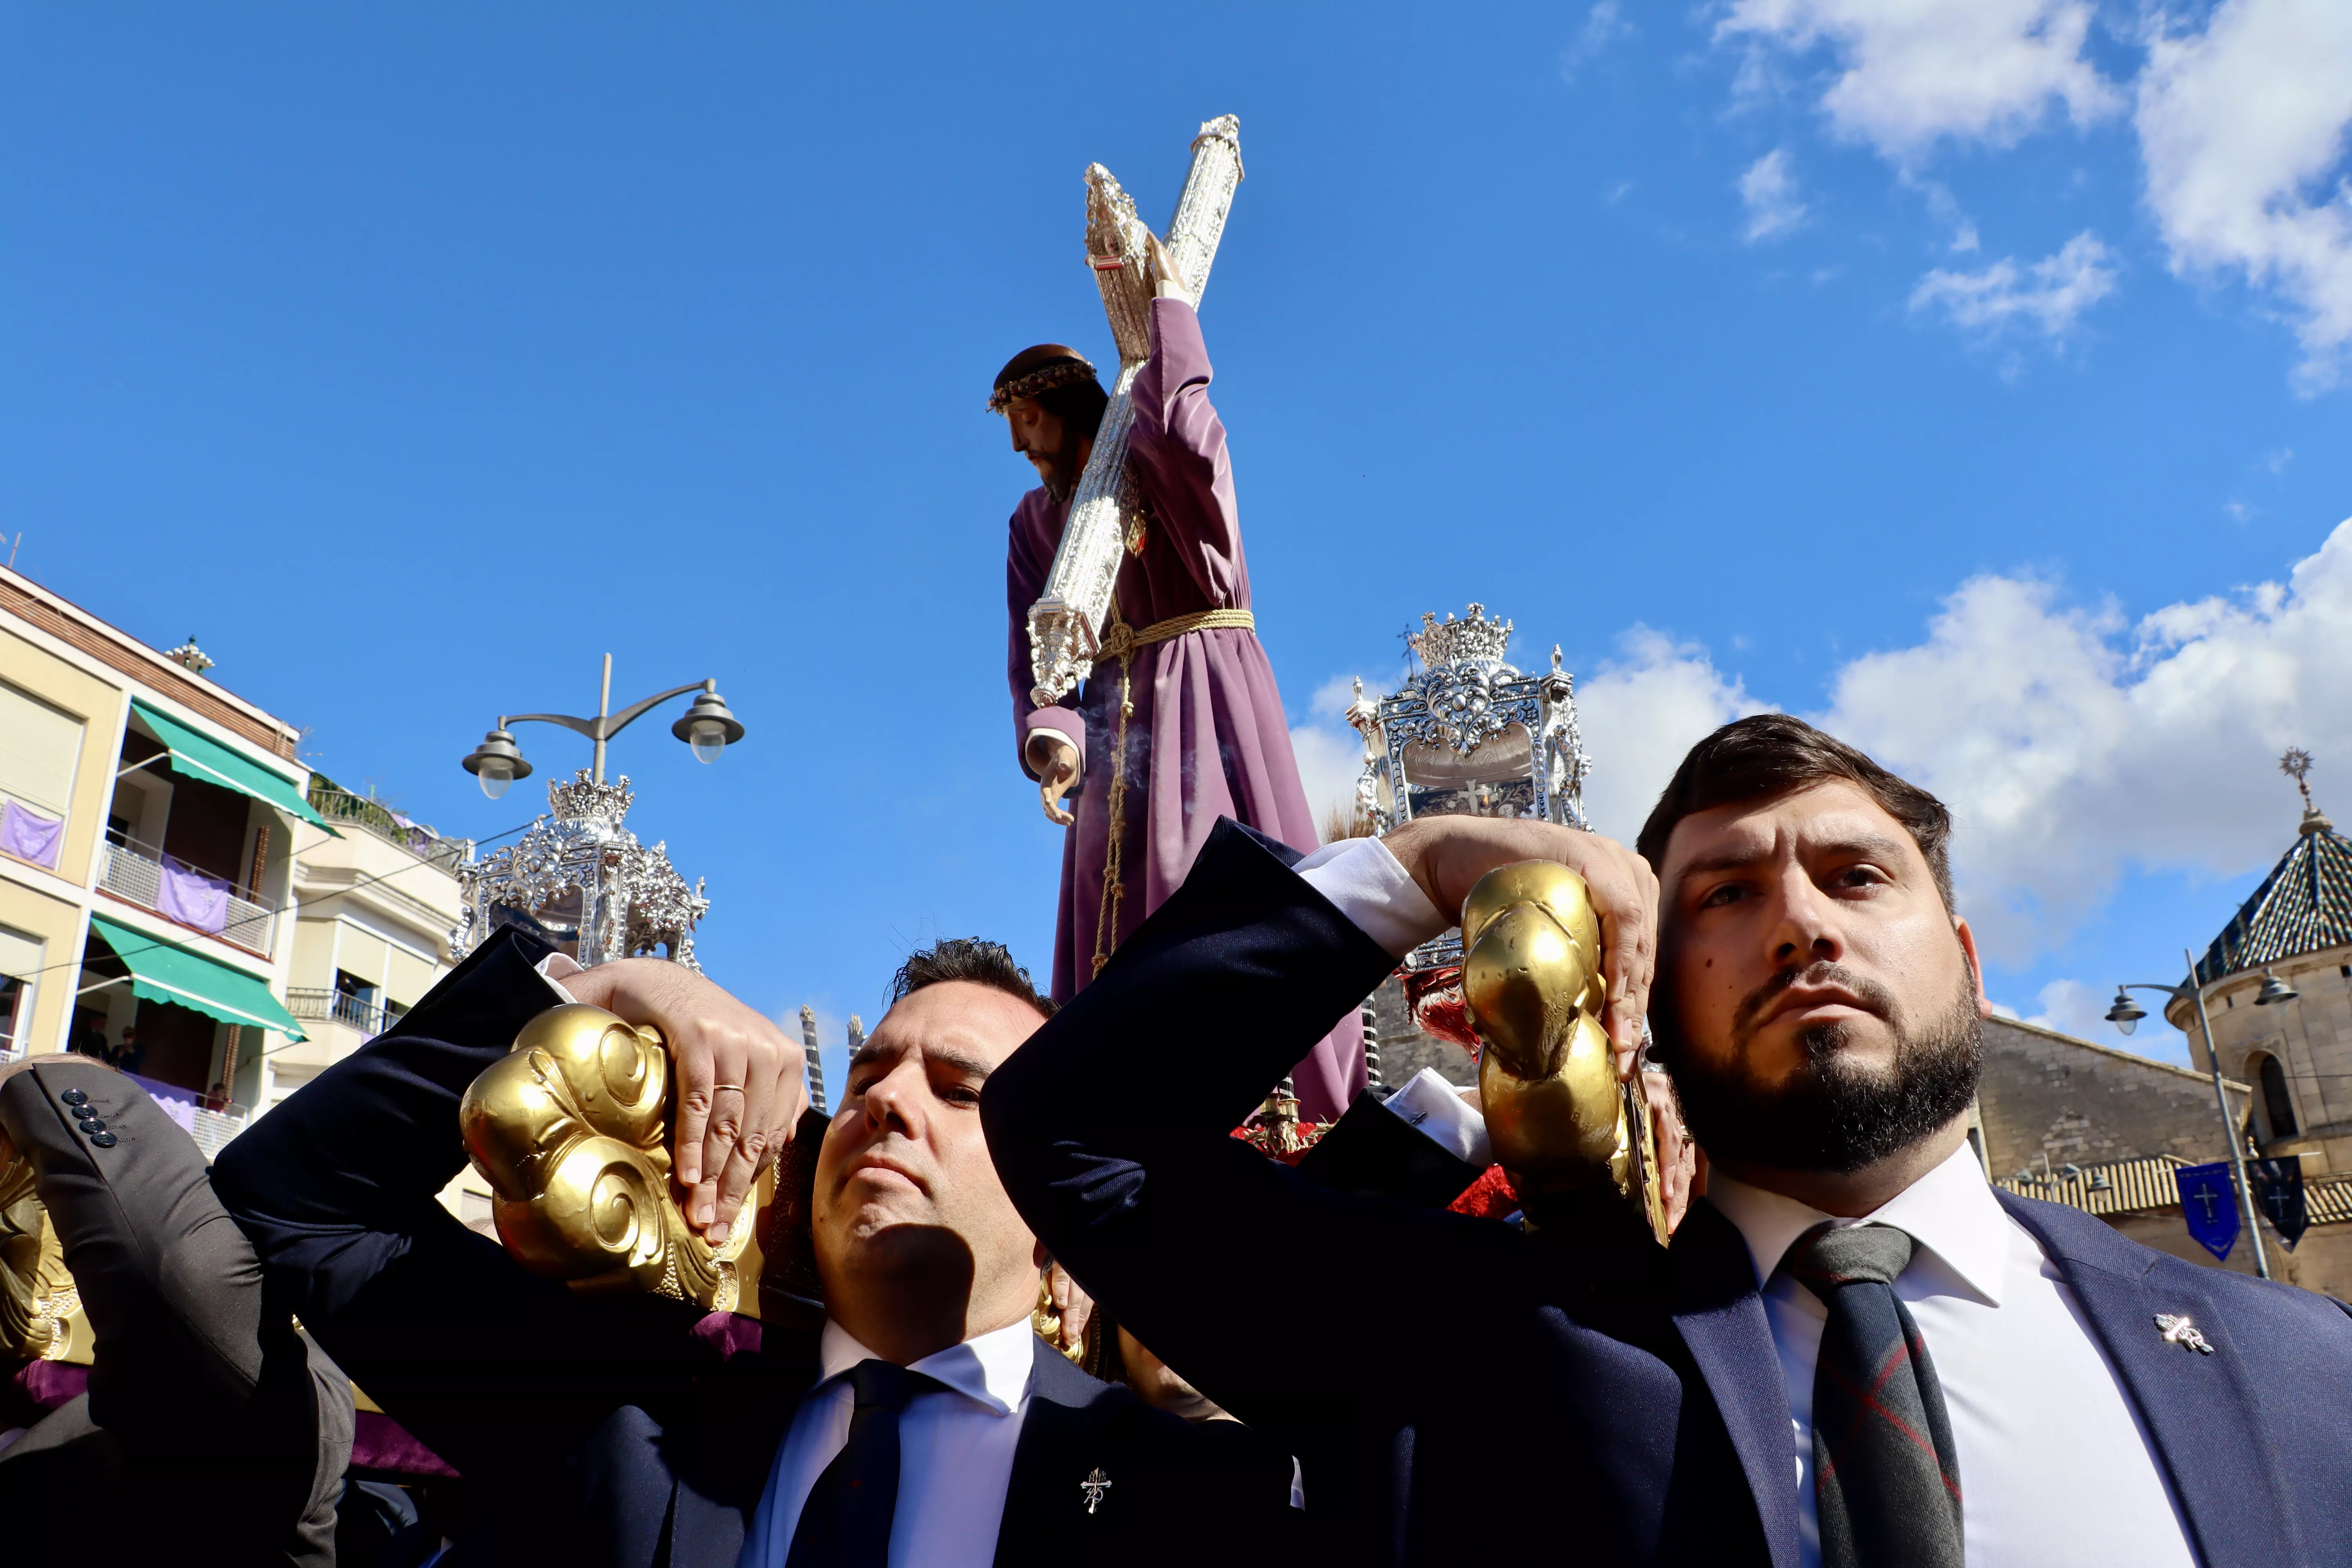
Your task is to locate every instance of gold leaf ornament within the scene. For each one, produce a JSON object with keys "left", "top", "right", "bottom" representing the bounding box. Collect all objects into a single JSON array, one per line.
[
  {"left": 460, "top": 1003, "right": 763, "bottom": 1312},
  {"left": 1460, "top": 861, "right": 1670, "bottom": 1246}
]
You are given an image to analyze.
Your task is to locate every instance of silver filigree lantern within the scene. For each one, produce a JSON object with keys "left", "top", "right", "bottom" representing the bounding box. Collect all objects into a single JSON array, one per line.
[
  {"left": 1350, "top": 604, "right": 1593, "bottom": 977},
  {"left": 450, "top": 770, "right": 710, "bottom": 970}
]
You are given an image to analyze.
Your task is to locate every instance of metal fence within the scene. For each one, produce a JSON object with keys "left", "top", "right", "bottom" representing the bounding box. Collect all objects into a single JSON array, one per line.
[
  {"left": 305, "top": 783, "right": 470, "bottom": 873},
  {"left": 285, "top": 986, "right": 400, "bottom": 1040},
  {"left": 99, "top": 838, "right": 276, "bottom": 955}
]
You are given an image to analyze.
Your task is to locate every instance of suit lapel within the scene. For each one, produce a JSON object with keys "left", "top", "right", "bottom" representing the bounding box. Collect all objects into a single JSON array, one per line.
[
  {"left": 1667, "top": 1199, "right": 1800, "bottom": 1568},
  {"left": 1996, "top": 1194, "right": 2294, "bottom": 1568},
  {"left": 993, "top": 1339, "right": 1117, "bottom": 1567}
]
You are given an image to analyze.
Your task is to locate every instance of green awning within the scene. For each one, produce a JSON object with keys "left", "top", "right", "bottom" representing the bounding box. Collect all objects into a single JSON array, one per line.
[
  {"left": 88, "top": 914, "right": 308, "bottom": 1041},
  {"left": 131, "top": 699, "right": 338, "bottom": 836}
]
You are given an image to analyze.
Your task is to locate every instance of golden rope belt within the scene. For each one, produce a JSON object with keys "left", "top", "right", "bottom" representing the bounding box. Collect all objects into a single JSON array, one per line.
[{"left": 1091, "top": 607, "right": 1258, "bottom": 976}]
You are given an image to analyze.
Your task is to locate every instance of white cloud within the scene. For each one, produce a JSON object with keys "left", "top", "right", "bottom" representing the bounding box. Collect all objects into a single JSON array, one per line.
[
  {"left": 1909, "top": 230, "right": 2118, "bottom": 340},
  {"left": 1718, "top": 0, "right": 2119, "bottom": 163},
  {"left": 2136, "top": 0, "right": 2352, "bottom": 392},
  {"left": 1575, "top": 629, "right": 1771, "bottom": 840},
  {"left": 1562, "top": 0, "right": 1633, "bottom": 82},
  {"left": 1739, "top": 149, "right": 1809, "bottom": 241},
  {"left": 1290, "top": 722, "right": 1370, "bottom": 844},
  {"left": 2024, "top": 979, "right": 2190, "bottom": 1060},
  {"left": 1814, "top": 517, "right": 2352, "bottom": 962}
]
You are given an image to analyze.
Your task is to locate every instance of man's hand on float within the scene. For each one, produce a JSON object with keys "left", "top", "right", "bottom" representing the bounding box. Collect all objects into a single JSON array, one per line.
[
  {"left": 560, "top": 957, "right": 807, "bottom": 1245},
  {"left": 1381, "top": 815, "right": 1659, "bottom": 1079},
  {"left": 1027, "top": 733, "right": 1080, "bottom": 827},
  {"left": 1146, "top": 233, "right": 1191, "bottom": 302}
]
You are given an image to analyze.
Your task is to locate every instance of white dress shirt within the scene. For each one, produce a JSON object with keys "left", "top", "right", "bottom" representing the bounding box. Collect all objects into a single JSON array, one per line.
[
  {"left": 1295, "top": 836, "right": 2201, "bottom": 1568},
  {"left": 739, "top": 1316, "right": 1039, "bottom": 1568}
]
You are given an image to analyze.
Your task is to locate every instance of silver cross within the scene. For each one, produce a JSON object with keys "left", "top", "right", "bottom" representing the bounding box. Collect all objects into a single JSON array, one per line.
[
  {"left": 1080, "top": 1467, "right": 1112, "bottom": 1515},
  {"left": 2154, "top": 1313, "right": 2214, "bottom": 1354}
]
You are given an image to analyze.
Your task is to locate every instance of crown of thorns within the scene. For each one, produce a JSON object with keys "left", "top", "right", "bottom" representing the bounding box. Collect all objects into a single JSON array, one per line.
[{"left": 986, "top": 356, "right": 1100, "bottom": 413}]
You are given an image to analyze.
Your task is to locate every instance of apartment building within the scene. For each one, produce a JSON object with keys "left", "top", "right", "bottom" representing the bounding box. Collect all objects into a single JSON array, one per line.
[{"left": 0, "top": 564, "right": 465, "bottom": 1150}]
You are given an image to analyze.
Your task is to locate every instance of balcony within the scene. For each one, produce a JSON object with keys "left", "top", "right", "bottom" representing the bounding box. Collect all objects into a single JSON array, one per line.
[
  {"left": 98, "top": 837, "right": 277, "bottom": 956},
  {"left": 305, "top": 779, "right": 470, "bottom": 874},
  {"left": 285, "top": 986, "right": 403, "bottom": 1041}
]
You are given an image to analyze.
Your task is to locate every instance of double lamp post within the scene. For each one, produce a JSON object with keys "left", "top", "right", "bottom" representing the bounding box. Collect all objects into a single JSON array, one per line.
[
  {"left": 459, "top": 653, "right": 746, "bottom": 797},
  {"left": 2105, "top": 955, "right": 2300, "bottom": 1282}
]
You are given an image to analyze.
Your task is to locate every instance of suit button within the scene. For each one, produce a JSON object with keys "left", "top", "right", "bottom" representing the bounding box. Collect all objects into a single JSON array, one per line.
[
  {"left": 61, "top": 1089, "right": 89, "bottom": 1107},
  {"left": 90, "top": 1132, "right": 117, "bottom": 1148},
  {"left": 78, "top": 1118, "right": 106, "bottom": 1135}
]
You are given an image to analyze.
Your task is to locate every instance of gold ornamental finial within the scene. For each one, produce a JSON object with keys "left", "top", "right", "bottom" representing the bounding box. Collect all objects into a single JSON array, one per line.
[
  {"left": 1459, "top": 861, "right": 1669, "bottom": 1247},
  {"left": 2282, "top": 748, "right": 2332, "bottom": 834}
]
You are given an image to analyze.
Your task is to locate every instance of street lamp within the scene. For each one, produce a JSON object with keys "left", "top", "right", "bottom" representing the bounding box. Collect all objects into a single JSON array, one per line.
[
  {"left": 460, "top": 654, "right": 746, "bottom": 799},
  {"left": 2105, "top": 946, "right": 2300, "bottom": 1281}
]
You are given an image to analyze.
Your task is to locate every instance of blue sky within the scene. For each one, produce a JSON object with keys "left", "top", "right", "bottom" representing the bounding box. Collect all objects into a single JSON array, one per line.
[{"left": 6, "top": 2, "right": 2348, "bottom": 1086}]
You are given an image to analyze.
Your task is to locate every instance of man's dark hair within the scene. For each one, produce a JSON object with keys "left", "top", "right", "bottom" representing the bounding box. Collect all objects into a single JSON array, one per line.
[
  {"left": 888, "top": 937, "right": 1057, "bottom": 1020},
  {"left": 1635, "top": 714, "right": 1955, "bottom": 911},
  {"left": 1032, "top": 376, "right": 1109, "bottom": 446}
]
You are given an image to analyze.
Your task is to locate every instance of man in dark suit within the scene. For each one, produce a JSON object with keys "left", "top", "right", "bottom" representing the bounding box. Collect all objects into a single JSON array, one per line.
[
  {"left": 214, "top": 932, "right": 1293, "bottom": 1568},
  {"left": 982, "top": 714, "right": 2352, "bottom": 1568},
  {"left": 0, "top": 1053, "right": 351, "bottom": 1565}
]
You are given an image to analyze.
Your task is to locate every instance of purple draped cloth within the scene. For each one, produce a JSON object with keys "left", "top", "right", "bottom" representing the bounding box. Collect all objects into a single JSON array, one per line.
[
  {"left": 157, "top": 856, "right": 231, "bottom": 934},
  {"left": 1005, "top": 297, "right": 1363, "bottom": 1120},
  {"left": 0, "top": 800, "right": 61, "bottom": 870}
]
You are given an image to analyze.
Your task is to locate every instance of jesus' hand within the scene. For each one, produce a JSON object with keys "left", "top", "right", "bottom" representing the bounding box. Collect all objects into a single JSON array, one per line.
[
  {"left": 1028, "top": 733, "right": 1080, "bottom": 826},
  {"left": 1380, "top": 815, "right": 1659, "bottom": 1081},
  {"left": 1146, "top": 233, "right": 1191, "bottom": 303}
]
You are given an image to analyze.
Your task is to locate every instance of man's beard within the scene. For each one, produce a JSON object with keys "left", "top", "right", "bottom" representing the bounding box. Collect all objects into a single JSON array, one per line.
[
  {"left": 1038, "top": 438, "right": 1083, "bottom": 504},
  {"left": 1659, "top": 962, "right": 1982, "bottom": 1175}
]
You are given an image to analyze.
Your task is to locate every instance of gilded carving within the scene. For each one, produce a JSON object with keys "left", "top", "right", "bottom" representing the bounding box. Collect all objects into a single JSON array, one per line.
[
  {"left": 1459, "top": 862, "right": 1670, "bottom": 1247},
  {"left": 460, "top": 1004, "right": 764, "bottom": 1313}
]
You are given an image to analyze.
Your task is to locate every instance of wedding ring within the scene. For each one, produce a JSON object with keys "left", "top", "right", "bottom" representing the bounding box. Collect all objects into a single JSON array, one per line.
[{"left": 710, "top": 1083, "right": 745, "bottom": 1093}]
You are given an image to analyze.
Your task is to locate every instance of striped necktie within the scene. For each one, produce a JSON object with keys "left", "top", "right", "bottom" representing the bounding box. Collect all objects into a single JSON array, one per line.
[{"left": 1788, "top": 1222, "right": 1964, "bottom": 1568}]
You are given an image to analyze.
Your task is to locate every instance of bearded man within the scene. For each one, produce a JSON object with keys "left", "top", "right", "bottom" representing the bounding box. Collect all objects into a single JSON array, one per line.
[
  {"left": 995, "top": 236, "right": 1361, "bottom": 1120},
  {"left": 982, "top": 713, "right": 2352, "bottom": 1566}
]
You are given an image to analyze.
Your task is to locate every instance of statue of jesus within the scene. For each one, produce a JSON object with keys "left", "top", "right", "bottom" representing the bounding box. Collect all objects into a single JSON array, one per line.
[{"left": 994, "top": 236, "right": 1363, "bottom": 1120}]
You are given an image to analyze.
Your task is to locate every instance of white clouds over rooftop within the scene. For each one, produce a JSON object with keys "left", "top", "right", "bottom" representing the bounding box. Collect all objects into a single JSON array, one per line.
[{"left": 1296, "top": 522, "right": 2352, "bottom": 971}]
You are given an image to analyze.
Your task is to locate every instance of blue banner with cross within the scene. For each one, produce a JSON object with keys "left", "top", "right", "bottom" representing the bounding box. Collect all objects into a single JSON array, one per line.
[{"left": 2175, "top": 1161, "right": 2240, "bottom": 1263}]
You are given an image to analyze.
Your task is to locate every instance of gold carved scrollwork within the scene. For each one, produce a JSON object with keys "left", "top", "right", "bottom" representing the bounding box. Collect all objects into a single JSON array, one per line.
[
  {"left": 0, "top": 1147, "right": 92, "bottom": 1363},
  {"left": 1460, "top": 862, "right": 1670, "bottom": 1248},
  {"left": 460, "top": 1004, "right": 767, "bottom": 1313}
]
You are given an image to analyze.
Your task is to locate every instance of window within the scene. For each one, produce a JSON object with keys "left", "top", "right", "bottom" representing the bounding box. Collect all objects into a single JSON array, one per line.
[
  {"left": 0, "top": 681, "right": 83, "bottom": 822},
  {"left": 2257, "top": 1054, "right": 2299, "bottom": 1139},
  {"left": 0, "top": 925, "right": 42, "bottom": 1062}
]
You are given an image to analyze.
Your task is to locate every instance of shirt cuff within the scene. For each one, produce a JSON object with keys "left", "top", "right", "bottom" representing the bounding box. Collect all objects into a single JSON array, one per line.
[
  {"left": 1381, "top": 1067, "right": 1490, "bottom": 1168},
  {"left": 535, "top": 952, "right": 584, "bottom": 1004},
  {"left": 1294, "top": 838, "right": 1449, "bottom": 960}
]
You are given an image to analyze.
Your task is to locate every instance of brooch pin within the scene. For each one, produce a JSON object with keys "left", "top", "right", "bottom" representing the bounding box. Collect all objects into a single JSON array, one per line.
[
  {"left": 2154, "top": 1313, "right": 2214, "bottom": 1354},
  {"left": 1080, "top": 1468, "right": 1112, "bottom": 1515}
]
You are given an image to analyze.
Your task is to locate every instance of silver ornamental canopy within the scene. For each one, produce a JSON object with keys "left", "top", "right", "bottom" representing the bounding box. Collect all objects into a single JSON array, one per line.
[
  {"left": 1348, "top": 604, "right": 1593, "bottom": 971},
  {"left": 450, "top": 770, "right": 709, "bottom": 970}
]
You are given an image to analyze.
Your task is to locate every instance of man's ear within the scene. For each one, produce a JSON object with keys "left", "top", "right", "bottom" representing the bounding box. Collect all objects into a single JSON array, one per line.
[{"left": 1955, "top": 916, "right": 1991, "bottom": 1020}]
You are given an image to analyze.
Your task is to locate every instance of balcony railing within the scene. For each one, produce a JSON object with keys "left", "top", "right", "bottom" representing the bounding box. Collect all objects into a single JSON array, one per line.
[
  {"left": 305, "top": 782, "right": 470, "bottom": 874},
  {"left": 285, "top": 987, "right": 403, "bottom": 1040},
  {"left": 98, "top": 838, "right": 276, "bottom": 955}
]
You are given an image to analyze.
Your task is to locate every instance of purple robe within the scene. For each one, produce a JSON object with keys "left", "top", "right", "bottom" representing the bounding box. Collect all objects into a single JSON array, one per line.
[{"left": 1006, "top": 297, "right": 1364, "bottom": 1121}]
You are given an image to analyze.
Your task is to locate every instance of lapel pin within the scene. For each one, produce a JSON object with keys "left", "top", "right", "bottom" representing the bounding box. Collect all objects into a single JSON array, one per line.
[
  {"left": 1080, "top": 1468, "right": 1112, "bottom": 1515},
  {"left": 2154, "top": 1313, "right": 2214, "bottom": 1354}
]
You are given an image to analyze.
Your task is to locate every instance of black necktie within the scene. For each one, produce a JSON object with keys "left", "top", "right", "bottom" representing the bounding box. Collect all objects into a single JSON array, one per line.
[
  {"left": 1787, "top": 1222, "right": 1964, "bottom": 1568},
  {"left": 785, "top": 1359, "right": 943, "bottom": 1568}
]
